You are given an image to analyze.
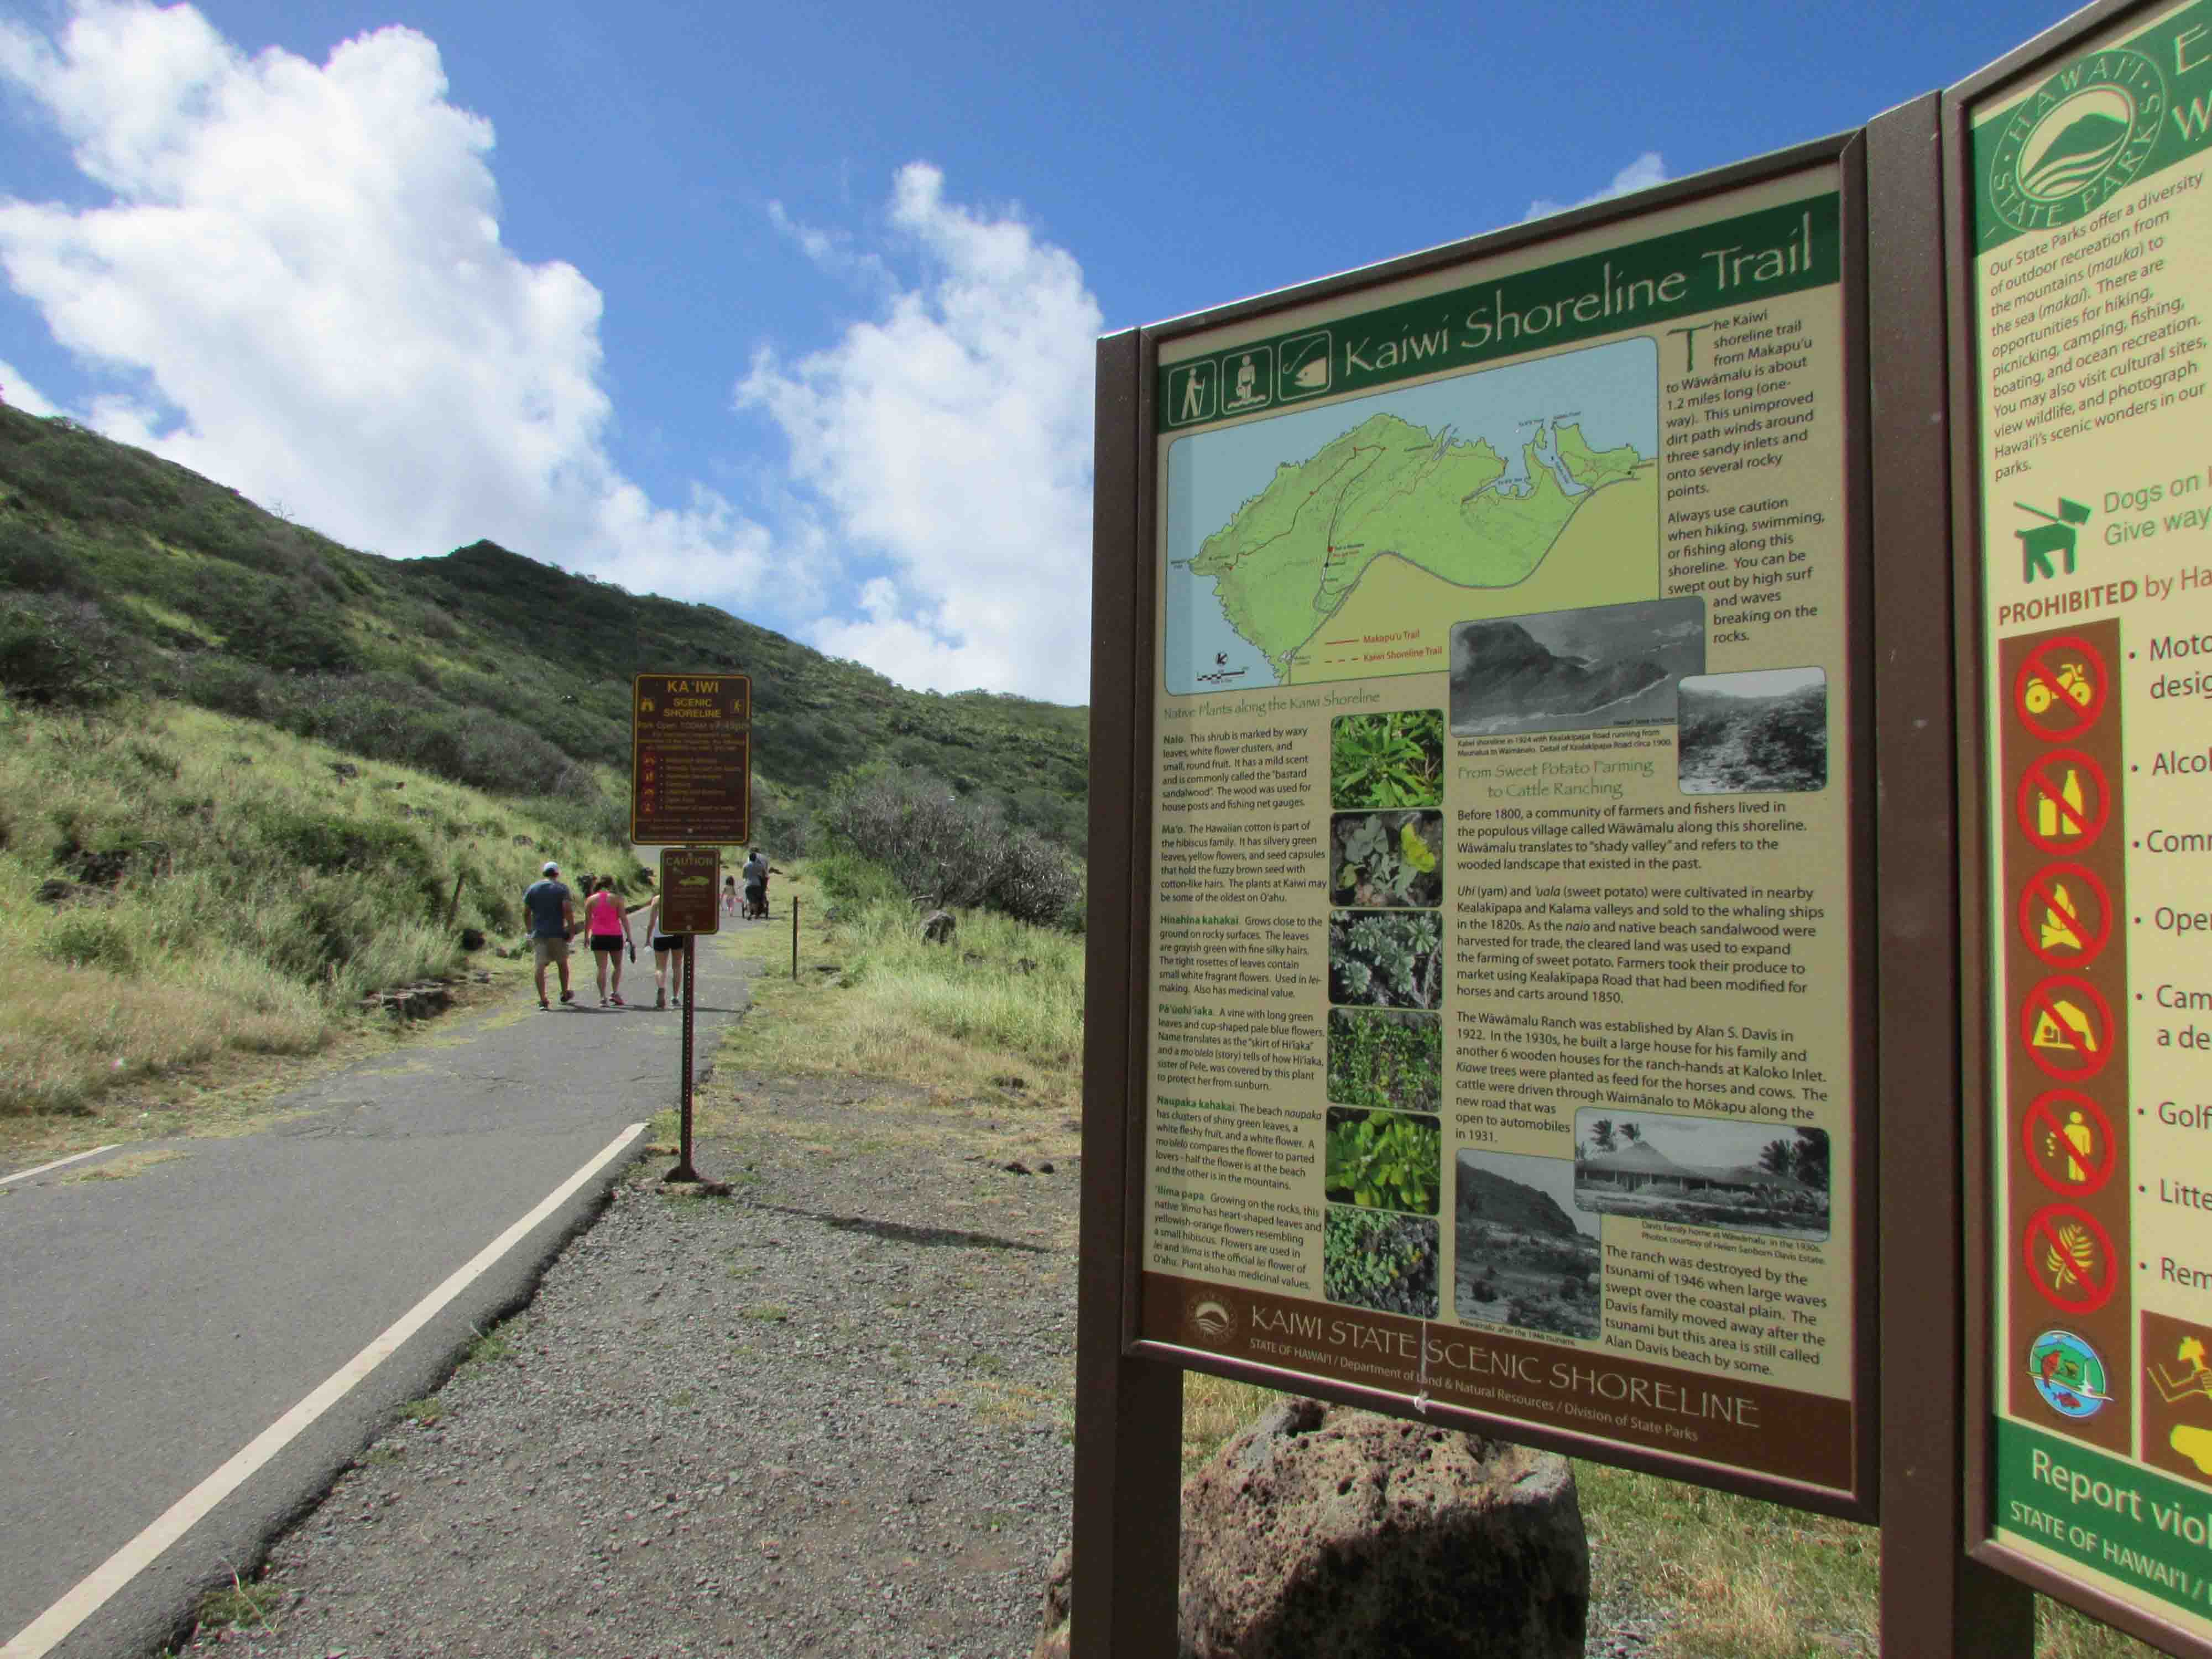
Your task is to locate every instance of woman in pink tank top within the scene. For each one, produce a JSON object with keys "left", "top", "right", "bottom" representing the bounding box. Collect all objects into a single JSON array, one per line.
[{"left": 582, "top": 876, "right": 634, "bottom": 1007}]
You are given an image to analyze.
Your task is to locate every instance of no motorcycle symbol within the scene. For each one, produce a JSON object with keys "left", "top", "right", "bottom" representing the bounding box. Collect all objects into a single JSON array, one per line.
[{"left": 2013, "top": 636, "right": 2109, "bottom": 742}]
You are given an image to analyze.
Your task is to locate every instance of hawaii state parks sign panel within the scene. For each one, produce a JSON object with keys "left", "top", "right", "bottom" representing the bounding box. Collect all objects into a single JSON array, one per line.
[
  {"left": 1971, "top": 0, "right": 2212, "bottom": 1634},
  {"left": 1139, "top": 163, "right": 1866, "bottom": 1500}
]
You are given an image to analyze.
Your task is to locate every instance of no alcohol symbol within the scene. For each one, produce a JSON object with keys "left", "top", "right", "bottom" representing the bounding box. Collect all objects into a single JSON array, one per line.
[{"left": 2016, "top": 749, "right": 2110, "bottom": 855}]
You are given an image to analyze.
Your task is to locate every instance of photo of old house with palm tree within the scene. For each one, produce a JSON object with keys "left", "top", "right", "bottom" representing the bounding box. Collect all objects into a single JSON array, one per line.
[{"left": 1573, "top": 1110, "right": 1830, "bottom": 1240}]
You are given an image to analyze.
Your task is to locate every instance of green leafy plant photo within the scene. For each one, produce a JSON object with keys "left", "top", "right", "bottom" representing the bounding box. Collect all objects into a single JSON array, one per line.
[
  {"left": 1322, "top": 1206, "right": 1438, "bottom": 1319},
  {"left": 1329, "top": 810, "right": 1443, "bottom": 907},
  {"left": 1330, "top": 708, "right": 1444, "bottom": 810},
  {"left": 1325, "top": 1108, "right": 1441, "bottom": 1215},
  {"left": 1326, "top": 1008, "right": 1442, "bottom": 1113},
  {"left": 1328, "top": 909, "right": 1442, "bottom": 1009}
]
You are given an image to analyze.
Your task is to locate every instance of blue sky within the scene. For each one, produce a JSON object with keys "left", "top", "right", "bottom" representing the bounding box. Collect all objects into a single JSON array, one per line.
[{"left": 0, "top": 0, "right": 2076, "bottom": 702}]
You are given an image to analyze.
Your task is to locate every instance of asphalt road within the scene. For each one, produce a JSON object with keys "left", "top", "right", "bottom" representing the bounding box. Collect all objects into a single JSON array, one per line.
[{"left": 0, "top": 923, "right": 754, "bottom": 1659}]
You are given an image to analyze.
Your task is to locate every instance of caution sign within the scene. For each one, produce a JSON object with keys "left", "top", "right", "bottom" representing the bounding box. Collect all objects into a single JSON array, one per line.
[
  {"left": 2022, "top": 1203, "right": 2119, "bottom": 1316},
  {"left": 2016, "top": 749, "right": 2110, "bottom": 855},
  {"left": 2016, "top": 862, "right": 2114, "bottom": 967},
  {"left": 2020, "top": 1088, "right": 2116, "bottom": 1197},
  {"left": 2012, "top": 635, "right": 2109, "bottom": 743},
  {"left": 2019, "top": 974, "right": 2115, "bottom": 1083}
]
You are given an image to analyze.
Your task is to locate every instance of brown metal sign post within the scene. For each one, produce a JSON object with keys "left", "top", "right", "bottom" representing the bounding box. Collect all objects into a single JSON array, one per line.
[{"left": 659, "top": 846, "right": 720, "bottom": 1186}]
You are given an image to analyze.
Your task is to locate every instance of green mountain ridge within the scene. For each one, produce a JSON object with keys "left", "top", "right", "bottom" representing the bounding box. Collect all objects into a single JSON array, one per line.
[{"left": 0, "top": 404, "right": 1089, "bottom": 847}]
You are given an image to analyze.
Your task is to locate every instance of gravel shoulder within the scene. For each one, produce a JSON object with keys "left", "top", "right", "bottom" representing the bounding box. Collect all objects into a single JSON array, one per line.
[
  {"left": 165, "top": 993, "right": 1679, "bottom": 1659},
  {"left": 174, "top": 1058, "right": 1083, "bottom": 1659}
]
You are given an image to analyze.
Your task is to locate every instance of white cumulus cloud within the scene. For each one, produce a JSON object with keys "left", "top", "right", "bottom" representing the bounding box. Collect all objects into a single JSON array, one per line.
[
  {"left": 0, "top": 2, "right": 770, "bottom": 602},
  {"left": 1526, "top": 152, "right": 1669, "bottom": 222},
  {"left": 0, "top": 359, "right": 60, "bottom": 416},
  {"left": 741, "top": 163, "right": 1102, "bottom": 703}
]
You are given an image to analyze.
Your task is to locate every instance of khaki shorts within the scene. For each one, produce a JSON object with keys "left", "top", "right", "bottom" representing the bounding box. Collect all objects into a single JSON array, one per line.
[{"left": 532, "top": 936, "right": 570, "bottom": 968}]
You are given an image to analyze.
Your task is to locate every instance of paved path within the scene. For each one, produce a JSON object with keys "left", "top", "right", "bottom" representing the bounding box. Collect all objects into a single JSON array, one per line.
[{"left": 0, "top": 926, "right": 754, "bottom": 1659}]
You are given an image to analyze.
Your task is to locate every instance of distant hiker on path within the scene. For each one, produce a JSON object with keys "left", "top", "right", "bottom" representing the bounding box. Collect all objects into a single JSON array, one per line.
[
  {"left": 743, "top": 847, "right": 780, "bottom": 920},
  {"left": 524, "top": 861, "right": 576, "bottom": 1010},
  {"left": 723, "top": 874, "right": 738, "bottom": 917},
  {"left": 581, "top": 875, "right": 635, "bottom": 1007},
  {"left": 643, "top": 886, "right": 685, "bottom": 1009}
]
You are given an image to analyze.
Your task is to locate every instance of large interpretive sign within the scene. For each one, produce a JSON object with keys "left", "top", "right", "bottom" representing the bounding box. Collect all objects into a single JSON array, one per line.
[
  {"left": 1135, "top": 161, "right": 1870, "bottom": 1504},
  {"left": 1968, "top": 0, "right": 2212, "bottom": 1635}
]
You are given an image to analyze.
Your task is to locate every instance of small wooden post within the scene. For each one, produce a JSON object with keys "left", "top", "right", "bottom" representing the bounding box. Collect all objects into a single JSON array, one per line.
[{"left": 791, "top": 898, "right": 800, "bottom": 982}]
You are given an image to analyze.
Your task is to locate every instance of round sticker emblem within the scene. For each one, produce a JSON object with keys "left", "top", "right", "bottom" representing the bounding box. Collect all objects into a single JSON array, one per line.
[
  {"left": 2028, "top": 1329, "right": 2111, "bottom": 1419},
  {"left": 1986, "top": 49, "right": 2166, "bottom": 233}
]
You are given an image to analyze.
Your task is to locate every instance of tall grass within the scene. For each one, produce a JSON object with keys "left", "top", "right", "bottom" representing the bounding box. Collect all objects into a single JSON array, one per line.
[
  {"left": 716, "top": 857, "right": 1083, "bottom": 1106},
  {"left": 0, "top": 695, "right": 644, "bottom": 1115}
]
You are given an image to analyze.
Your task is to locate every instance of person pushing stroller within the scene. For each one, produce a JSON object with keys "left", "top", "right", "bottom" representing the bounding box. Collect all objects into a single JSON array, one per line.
[{"left": 742, "top": 847, "right": 781, "bottom": 919}]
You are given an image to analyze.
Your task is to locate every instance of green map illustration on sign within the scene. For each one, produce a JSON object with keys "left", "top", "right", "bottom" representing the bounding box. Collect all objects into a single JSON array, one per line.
[{"left": 1163, "top": 338, "right": 1657, "bottom": 692}]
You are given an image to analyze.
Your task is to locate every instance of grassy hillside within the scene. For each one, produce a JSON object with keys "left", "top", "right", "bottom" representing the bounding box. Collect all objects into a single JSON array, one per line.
[
  {"left": 0, "top": 404, "right": 1089, "bottom": 847},
  {"left": 0, "top": 696, "right": 647, "bottom": 1124}
]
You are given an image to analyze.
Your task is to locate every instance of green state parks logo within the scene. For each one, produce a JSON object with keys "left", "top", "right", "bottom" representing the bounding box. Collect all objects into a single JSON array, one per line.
[{"left": 1986, "top": 48, "right": 2168, "bottom": 233}]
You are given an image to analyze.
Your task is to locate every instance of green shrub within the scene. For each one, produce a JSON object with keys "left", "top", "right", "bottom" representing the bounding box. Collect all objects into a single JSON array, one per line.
[
  {"left": 0, "top": 597, "right": 131, "bottom": 707},
  {"left": 247, "top": 806, "right": 441, "bottom": 910},
  {"left": 820, "top": 764, "right": 1080, "bottom": 927},
  {"left": 0, "top": 518, "right": 95, "bottom": 597},
  {"left": 43, "top": 910, "right": 139, "bottom": 974}
]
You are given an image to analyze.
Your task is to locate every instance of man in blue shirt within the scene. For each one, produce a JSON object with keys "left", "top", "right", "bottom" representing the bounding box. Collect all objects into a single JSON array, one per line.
[{"left": 523, "top": 860, "right": 577, "bottom": 1010}]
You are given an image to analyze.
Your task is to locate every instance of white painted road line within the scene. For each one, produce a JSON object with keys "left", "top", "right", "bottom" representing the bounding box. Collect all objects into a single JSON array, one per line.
[
  {"left": 0, "top": 1146, "right": 119, "bottom": 1188},
  {"left": 0, "top": 1123, "right": 649, "bottom": 1659}
]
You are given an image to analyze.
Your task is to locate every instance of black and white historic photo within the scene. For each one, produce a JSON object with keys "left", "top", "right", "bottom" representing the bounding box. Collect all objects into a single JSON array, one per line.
[
  {"left": 1448, "top": 597, "right": 1705, "bottom": 737},
  {"left": 1677, "top": 667, "right": 1829, "bottom": 794},
  {"left": 1454, "top": 1150, "right": 1601, "bottom": 1340},
  {"left": 1573, "top": 1109, "right": 1830, "bottom": 1240}
]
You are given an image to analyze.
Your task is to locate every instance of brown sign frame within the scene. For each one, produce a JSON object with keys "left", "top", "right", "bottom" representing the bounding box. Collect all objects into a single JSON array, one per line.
[
  {"left": 1078, "top": 124, "right": 1884, "bottom": 1565},
  {"left": 658, "top": 847, "right": 721, "bottom": 936},
  {"left": 630, "top": 672, "right": 750, "bottom": 846},
  {"left": 1945, "top": 1, "right": 2212, "bottom": 1652}
]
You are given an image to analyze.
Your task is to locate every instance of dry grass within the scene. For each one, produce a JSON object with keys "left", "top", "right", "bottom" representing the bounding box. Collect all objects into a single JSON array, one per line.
[
  {"left": 711, "top": 868, "right": 1081, "bottom": 1123},
  {"left": 0, "top": 692, "right": 620, "bottom": 1155}
]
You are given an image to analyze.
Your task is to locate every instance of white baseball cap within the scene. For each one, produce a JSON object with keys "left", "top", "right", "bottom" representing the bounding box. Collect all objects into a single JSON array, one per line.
[{"left": 541, "top": 860, "right": 559, "bottom": 874}]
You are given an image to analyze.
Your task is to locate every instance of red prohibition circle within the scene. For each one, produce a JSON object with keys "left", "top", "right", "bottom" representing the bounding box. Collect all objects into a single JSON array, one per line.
[
  {"left": 2020, "top": 1088, "right": 2117, "bottom": 1196},
  {"left": 2021, "top": 1202, "right": 2119, "bottom": 1315},
  {"left": 2016, "top": 749, "right": 2110, "bottom": 855},
  {"left": 2016, "top": 862, "right": 2114, "bottom": 968},
  {"left": 2012, "top": 635, "right": 2109, "bottom": 742},
  {"left": 2019, "top": 974, "right": 2117, "bottom": 1082}
]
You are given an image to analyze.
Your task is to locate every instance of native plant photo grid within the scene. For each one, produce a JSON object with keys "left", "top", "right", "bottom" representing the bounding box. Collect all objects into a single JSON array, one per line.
[{"left": 1323, "top": 771, "right": 1444, "bottom": 1317}]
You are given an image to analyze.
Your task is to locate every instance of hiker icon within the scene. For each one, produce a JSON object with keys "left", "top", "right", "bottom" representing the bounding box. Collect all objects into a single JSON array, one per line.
[{"left": 2015, "top": 498, "right": 2090, "bottom": 583}]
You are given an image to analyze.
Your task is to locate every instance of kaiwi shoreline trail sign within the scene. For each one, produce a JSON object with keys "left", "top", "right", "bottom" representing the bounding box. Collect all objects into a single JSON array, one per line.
[{"left": 1072, "top": 1, "right": 2212, "bottom": 1653}]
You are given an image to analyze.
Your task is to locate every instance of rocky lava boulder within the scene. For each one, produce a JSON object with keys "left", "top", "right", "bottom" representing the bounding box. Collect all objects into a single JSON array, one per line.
[{"left": 1177, "top": 1397, "right": 1586, "bottom": 1659}]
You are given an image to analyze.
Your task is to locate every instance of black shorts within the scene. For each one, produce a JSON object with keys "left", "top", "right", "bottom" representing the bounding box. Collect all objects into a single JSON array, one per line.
[
  {"left": 589, "top": 935, "right": 623, "bottom": 953},
  {"left": 652, "top": 935, "right": 680, "bottom": 952}
]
